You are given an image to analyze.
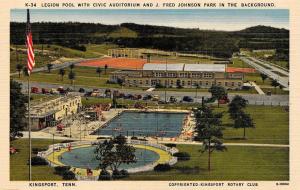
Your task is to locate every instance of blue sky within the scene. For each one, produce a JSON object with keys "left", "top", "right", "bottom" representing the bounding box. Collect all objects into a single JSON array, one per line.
[{"left": 11, "top": 9, "right": 289, "bottom": 31}]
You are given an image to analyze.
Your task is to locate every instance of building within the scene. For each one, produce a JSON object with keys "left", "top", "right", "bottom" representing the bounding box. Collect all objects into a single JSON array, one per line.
[
  {"left": 28, "top": 95, "right": 82, "bottom": 131},
  {"left": 108, "top": 48, "right": 172, "bottom": 59},
  {"left": 110, "top": 63, "right": 244, "bottom": 89}
]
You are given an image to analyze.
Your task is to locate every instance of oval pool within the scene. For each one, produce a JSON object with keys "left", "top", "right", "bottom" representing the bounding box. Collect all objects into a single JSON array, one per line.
[{"left": 58, "top": 146, "right": 160, "bottom": 170}]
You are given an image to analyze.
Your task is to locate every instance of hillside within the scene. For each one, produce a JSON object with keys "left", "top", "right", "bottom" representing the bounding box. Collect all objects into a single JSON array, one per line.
[{"left": 10, "top": 22, "right": 289, "bottom": 59}]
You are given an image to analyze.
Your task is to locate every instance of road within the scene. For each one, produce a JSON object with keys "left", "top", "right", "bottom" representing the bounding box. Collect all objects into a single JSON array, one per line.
[
  {"left": 10, "top": 58, "right": 96, "bottom": 76},
  {"left": 18, "top": 81, "right": 289, "bottom": 106},
  {"left": 240, "top": 56, "right": 289, "bottom": 89}
]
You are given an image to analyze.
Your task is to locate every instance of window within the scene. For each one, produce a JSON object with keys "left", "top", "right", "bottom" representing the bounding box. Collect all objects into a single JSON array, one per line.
[
  {"left": 188, "top": 81, "right": 191, "bottom": 86},
  {"left": 203, "top": 73, "right": 213, "bottom": 78},
  {"left": 218, "top": 82, "right": 222, "bottom": 86},
  {"left": 238, "top": 82, "right": 242, "bottom": 86},
  {"left": 146, "top": 80, "right": 149, "bottom": 85},
  {"left": 206, "top": 81, "right": 209, "bottom": 86},
  {"left": 225, "top": 82, "right": 228, "bottom": 86},
  {"left": 182, "top": 81, "right": 185, "bottom": 86},
  {"left": 232, "top": 82, "right": 235, "bottom": 86}
]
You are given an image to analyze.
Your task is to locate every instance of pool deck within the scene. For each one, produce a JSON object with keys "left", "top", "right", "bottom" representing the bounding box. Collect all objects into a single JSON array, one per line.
[{"left": 29, "top": 108, "right": 196, "bottom": 143}]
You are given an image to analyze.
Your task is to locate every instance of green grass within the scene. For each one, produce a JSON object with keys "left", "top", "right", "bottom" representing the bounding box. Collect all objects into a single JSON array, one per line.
[
  {"left": 213, "top": 105, "right": 289, "bottom": 144},
  {"left": 128, "top": 145, "right": 289, "bottom": 180},
  {"left": 261, "top": 88, "right": 289, "bottom": 95},
  {"left": 108, "top": 27, "right": 138, "bottom": 38},
  {"left": 230, "top": 57, "right": 253, "bottom": 68},
  {"left": 10, "top": 138, "right": 64, "bottom": 181},
  {"left": 10, "top": 43, "right": 118, "bottom": 72}
]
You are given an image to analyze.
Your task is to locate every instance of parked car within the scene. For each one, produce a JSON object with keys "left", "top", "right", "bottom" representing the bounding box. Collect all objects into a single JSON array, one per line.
[
  {"left": 133, "top": 94, "right": 142, "bottom": 100},
  {"left": 169, "top": 96, "right": 177, "bottom": 103},
  {"left": 41, "top": 88, "right": 49, "bottom": 94},
  {"left": 143, "top": 94, "right": 153, "bottom": 100},
  {"left": 152, "top": 95, "right": 160, "bottom": 101},
  {"left": 124, "top": 94, "right": 134, "bottom": 99},
  {"left": 104, "top": 89, "right": 111, "bottom": 98},
  {"left": 78, "top": 88, "right": 85, "bottom": 93},
  {"left": 218, "top": 95, "right": 230, "bottom": 104},
  {"left": 182, "top": 96, "right": 194, "bottom": 102},
  {"left": 31, "top": 87, "right": 39, "bottom": 93},
  {"left": 50, "top": 88, "right": 59, "bottom": 95}
]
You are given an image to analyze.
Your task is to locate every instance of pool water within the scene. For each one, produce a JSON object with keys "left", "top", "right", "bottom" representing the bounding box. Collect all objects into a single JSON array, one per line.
[
  {"left": 58, "top": 146, "right": 160, "bottom": 170},
  {"left": 92, "top": 111, "right": 187, "bottom": 137}
]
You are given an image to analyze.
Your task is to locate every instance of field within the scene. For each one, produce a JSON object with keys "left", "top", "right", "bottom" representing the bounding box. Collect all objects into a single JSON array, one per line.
[
  {"left": 10, "top": 139, "right": 288, "bottom": 181},
  {"left": 217, "top": 105, "right": 289, "bottom": 145},
  {"left": 129, "top": 145, "right": 289, "bottom": 181},
  {"left": 10, "top": 44, "right": 118, "bottom": 72}
]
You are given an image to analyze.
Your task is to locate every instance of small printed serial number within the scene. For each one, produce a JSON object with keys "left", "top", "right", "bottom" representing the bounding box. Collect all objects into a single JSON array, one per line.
[
  {"left": 25, "top": 3, "right": 37, "bottom": 7},
  {"left": 276, "top": 182, "right": 289, "bottom": 186}
]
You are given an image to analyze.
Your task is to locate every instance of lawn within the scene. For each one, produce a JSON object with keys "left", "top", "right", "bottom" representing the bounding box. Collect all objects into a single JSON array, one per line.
[
  {"left": 10, "top": 139, "right": 289, "bottom": 181},
  {"left": 214, "top": 105, "right": 289, "bottom": 145},
  {"left": 128, "top": 145, "right": 289, "bottom": 181},
  {"left": 230, "top": 57, "right": 253, "bottom": 68},
  {"left": 10, "top": 43, "right": 118, "bottom": 72},
  {"left": 10, "top": 138, "right": 64, "bottom": 181}
]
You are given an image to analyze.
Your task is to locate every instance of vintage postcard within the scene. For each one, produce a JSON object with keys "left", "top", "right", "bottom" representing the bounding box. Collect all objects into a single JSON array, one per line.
[{"left": 1, "top": 0, "right": 299, "bottom": 189}]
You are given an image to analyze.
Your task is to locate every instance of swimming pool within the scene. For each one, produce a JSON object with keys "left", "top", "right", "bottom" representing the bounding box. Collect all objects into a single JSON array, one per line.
[
  {"left": 58, "top": 146, "right": 160, "bottom": 170},
  {"left": 92, "top": 111, "right": 187, "bottom": 137}
]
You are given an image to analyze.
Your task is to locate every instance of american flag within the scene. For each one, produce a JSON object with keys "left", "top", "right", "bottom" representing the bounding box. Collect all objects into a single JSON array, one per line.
[{"left": 26, "top": 9, "right": 35, "bottom": 74}]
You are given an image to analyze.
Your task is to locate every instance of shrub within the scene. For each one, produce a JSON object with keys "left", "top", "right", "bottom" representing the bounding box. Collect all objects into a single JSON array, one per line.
[
  {"left": 54, "top": 166, "right": 71, "bottom": 175},
  {"left": 173, "top": 152, "right": 191, "bottom": 161},
  {"left": 98, "top": 170, "right": 111, "bottom": 180},
  {"left": 119, "top": 170, "right": 129, "bottom": 178},
  {"left": 112, "top": 170, "right": 122, "bottom": 179},
  {"left": 164, "top": 143, "right": 176, "bottom": 148},
  {"left": 62, "top": 170, "right": 76, "bottom": 180},
  {"left": 154, "top": 164, "right": 171, "bottom": 172},
  {"left": 32, "top": 148, "right": 47, "bottom": 155},
  {"left": 30, "top": 156, "right": 48, "bottom": 166}
]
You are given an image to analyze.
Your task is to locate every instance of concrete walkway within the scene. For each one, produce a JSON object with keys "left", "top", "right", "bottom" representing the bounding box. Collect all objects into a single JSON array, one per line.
[
  {"left": 249, "top": 81, "right": 265, "bottom": 95},
  {"left": 20, "top": 132, "right": 288, "bottom": 148}
]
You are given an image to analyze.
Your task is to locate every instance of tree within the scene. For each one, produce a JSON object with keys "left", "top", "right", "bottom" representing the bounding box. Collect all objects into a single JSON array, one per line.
[
  {"left": 47, "top": 63, "right": 53, "bottom": 73},
  {"left": 94, "top": 135, "right": 136, "bottom": 178},
  {"left": 271, "top": 79, "right": 280, "bottom": 94},
  {"left": 104, "top": 64, "right": 108, "bottom": 74},
  {"left": 68, "top": 71, "right": 76, "bottom": 90},
  {"left": 96, "top": 67, "right": 102, "bottom": 78},
  {"left": 194, "top": 105, "right": 226, "bottom": 171},
  {"left": 10, "top": 80, "right": 27, "bottom": 140},
  {"left": 69, "top": 63, "right": 75, "bottom": 72},
  {"left": 22, "top": 67, "right": 29, "bottom": 77},
  {"left": 16, "top": 64, "right": 23, "bottom": 78},
  {"left": 208, "top": 85, "right": 227, "bottom": 107},
  {"left": 260, "top": 73, "right": 268, "bottom": 83},
  {"left": 228, "top": 95, "right": 255, "bottom": 139},
  {"left": 233, "top": 111, "right": 255, "bottom": 139},
  {"left": 228, "top": 95, "right": 248, "bottom": 120},
  {"left": 58, "top": 68, "right": 66, "bottom": 81}
]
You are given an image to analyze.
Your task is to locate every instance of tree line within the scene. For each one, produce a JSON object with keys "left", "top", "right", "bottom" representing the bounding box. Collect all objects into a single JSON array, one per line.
[{"left": 10, "top": 22, "right": 289, "bottom": 59}]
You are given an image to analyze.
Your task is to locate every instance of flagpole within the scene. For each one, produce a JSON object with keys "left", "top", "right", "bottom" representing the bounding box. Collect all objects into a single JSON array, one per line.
[
  {"left": 26, "top": 8, "right": 32, "bottom": 181},
  {"left": 28, "top": 72, "right": 31, "bottom": 181}
]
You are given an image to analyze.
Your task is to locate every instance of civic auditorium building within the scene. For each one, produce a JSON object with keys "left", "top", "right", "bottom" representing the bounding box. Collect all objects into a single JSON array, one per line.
[{"left": 110, "top": 63, "right": 244, "bottom": 89}]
